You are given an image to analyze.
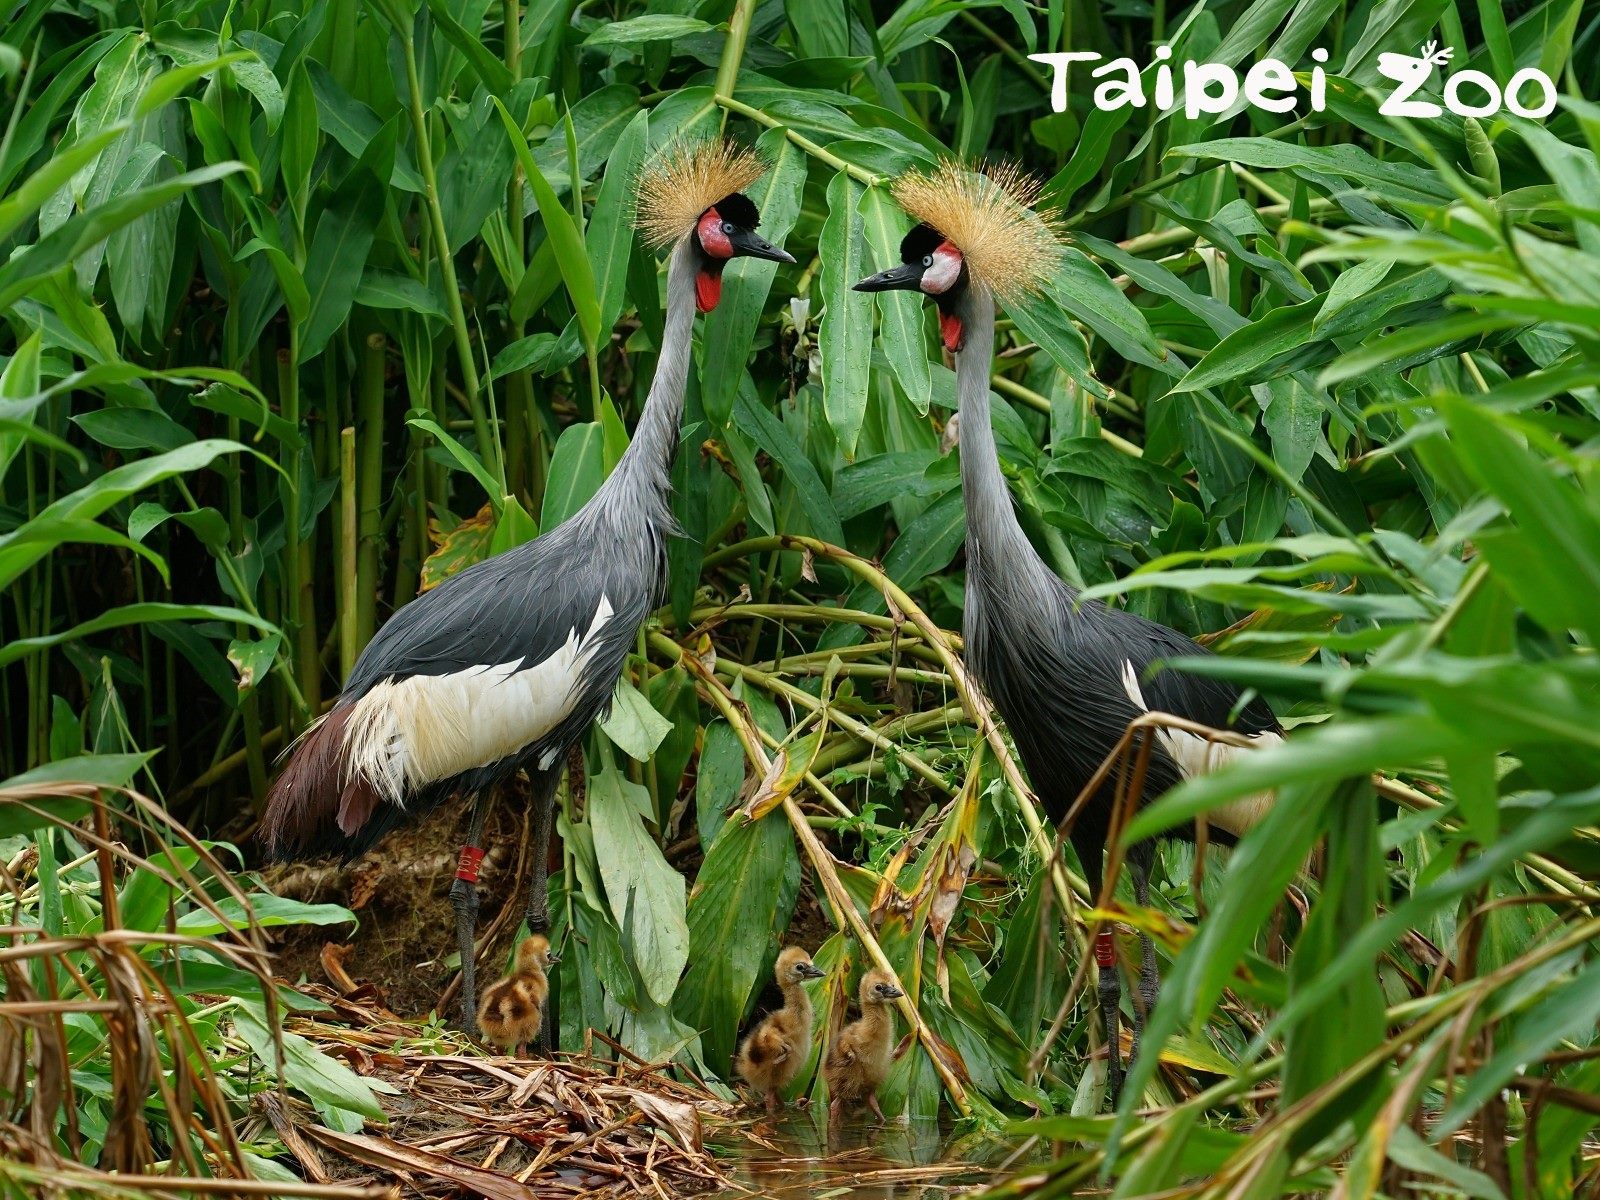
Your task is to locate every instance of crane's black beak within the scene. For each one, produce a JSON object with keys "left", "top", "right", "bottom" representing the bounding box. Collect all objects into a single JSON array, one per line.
[
  {"left": 879, "top": 983, "right": 905, "bottom": 999},
  {"left": 798, "top": 962, "right": 826, "bottom": 979},
  {"left": 728, "top": 227, "right": 795, "bottom": 264},
  {"left": 853, "top": 263, "right": 924, "bottom": 293}
]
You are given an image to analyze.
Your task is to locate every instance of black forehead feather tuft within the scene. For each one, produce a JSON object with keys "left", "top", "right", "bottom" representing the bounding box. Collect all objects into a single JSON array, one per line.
[
  {"left": 898, "top": 222, "right": 944, "bottom": 263},
  {"left": 712, "top": 192, "right": 760, "bottom": 228}
]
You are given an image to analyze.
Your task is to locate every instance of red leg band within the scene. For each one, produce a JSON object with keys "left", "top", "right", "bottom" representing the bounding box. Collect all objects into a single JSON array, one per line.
[
  {"left": 455, "top": 845, "right": 486, "bottom": 883},
  {"left": 1094, "top": 928, "right": 1116, "bottom": 969}
]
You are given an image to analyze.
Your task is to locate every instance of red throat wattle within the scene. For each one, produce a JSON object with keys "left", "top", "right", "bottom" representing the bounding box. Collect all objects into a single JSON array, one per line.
[
  {"left": 939, "top": 310, "right": 964, "bottom": 352},
  {"left": 696, "top": 267, "right": 723, "bottom": 313}
]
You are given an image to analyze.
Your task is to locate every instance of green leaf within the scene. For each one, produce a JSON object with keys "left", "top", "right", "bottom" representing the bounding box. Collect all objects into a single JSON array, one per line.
[
  {"left": 406, "top": 416, "right": 502, "bottom": 510},
  {"left": 582, "top": 15, "right": 714, "bottom": 47},
  {"left": 819, "top": 172, "right": 871, "bottom": 457},
  {"left": 600, "top": 677, "right": 674, "bottom": 761},
  {"left": 299, "top": 166, "right": 382, "bottom": 360},
  {"left": 673, "top": 811, "right": 802, "bottom": 1070},
  {"left": 733, "top": 390, "right": 845, "bottom": 546},
  {"left": 0, "top": 440, "right": 251, "bottom": 591},
  {"left": 589, "top": 765, "right": 689, "bottom": 1007},
  {"left": 177, "top": 894, "right": 357, "bottom": 937},
  {"left": 587, "top": 109, "right": 648, "bottom": 340},
  {"left": 495, "top": 98, "right": 601, "bottom": 356},
  {"left": 701, "top": 128, "right": 806, "bottom": 426},
  {"left": 354, "top": 268, "right": 446, "bottom": 318},
  {"left": 233, "top": 1005, "right": 394, "bottom": 1121},
  {"left": 860, "top": 185, "right": 931, "bottom": 408},
  {"left": 539, "top": 420, "right": 605, "bottom": 530},
  {"left": 0, "top": 603, "right": 279, "bottom": 670}
]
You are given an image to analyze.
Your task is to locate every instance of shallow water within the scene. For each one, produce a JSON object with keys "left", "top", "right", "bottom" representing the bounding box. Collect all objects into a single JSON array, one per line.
[{"left": 710, "top": 1109, "right": 1036, "bottom": 1198}]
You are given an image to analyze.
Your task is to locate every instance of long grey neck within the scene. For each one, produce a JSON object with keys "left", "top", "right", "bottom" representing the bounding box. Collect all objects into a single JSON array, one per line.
[
  {"left": 594, "top": 237, "right": 697, "bottom": 527},
  {"left": 954, "top": 287, "right": 1056, "bottom": 591}
]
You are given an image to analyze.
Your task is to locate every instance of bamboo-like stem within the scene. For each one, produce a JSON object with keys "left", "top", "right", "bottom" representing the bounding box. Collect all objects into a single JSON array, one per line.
[
  {"left": 714, "top": 95, "right": 880, "bottom": 188},
  {"left": 713, "top": 0, "right": 755, "bottom": 104},
  {"left": 338, "top": 427, "right": 358, "bottom": 681},
  {"left": 355, "top": 333, "right": 386, "bottom": 652},
  {"left": 718, "top": 659, "right": 959, "bottom": 796},
  {"left": 398, "top": 23, "right": 496, "bottom": 486},
  {"left": 222, "top": 275, "right": 267, "bottom": 800},
  {"left": 989, "top": 374, "right": 1144, "bottom": 455}
]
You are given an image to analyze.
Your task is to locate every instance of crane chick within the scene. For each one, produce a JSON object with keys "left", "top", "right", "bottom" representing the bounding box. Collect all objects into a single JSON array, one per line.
[
  {"left": 824, "top": 969, "right": 905, "bottom": 1124},
  {"left": 735, "top": 946, "right": 826, "bottom": 1113},
  {"left": 477, "top": 934, "right": 558, "bottom": 1056}
]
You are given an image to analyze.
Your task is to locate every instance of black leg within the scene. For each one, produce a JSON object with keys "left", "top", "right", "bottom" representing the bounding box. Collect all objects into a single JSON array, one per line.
[
  {"left": 1072, "top": 826, "right": 1123, "bottom": 1108},
  {"left": 1128, "top": 846, "right": 1159, "bottom": 1076},
  {"left": 451, "top": 791, "right": 491, "bottom": 1036},
  {"left": 1096, "top": 929, "right": 1123, "bottom": 1106},
  {"left": 525, "top": 770, "right": 558, "bottom": 1053}
]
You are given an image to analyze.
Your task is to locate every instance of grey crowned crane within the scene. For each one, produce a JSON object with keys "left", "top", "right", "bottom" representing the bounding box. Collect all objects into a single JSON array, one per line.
[
  {"left": 853, "top": 162, "right": 1282, "bottom": 1102},
  {"left": 261, "top": 140, "right": 794, "bottom": 1040}
]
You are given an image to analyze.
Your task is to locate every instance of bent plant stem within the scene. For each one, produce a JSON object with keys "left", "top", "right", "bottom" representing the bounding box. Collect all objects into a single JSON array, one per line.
[
  {"left": 647, "top": 633, "right": 855, "bottom": 822},
  {"left": 718, "top": 659, "right": 959, "bottom": 796},
  {"left": 659, "top": 634, "right": 973, "bottom": 1117},
  {"left": 713, "top": 95, "right": 881, "bottom": 188},
  {"left": 707, "top": 535, "right": 1088, "bottom": 928}
]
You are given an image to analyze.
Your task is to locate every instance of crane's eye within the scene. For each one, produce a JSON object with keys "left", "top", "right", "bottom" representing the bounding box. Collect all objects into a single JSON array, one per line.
[
  {"left": 921, "top": 255, "right": 933, "bottom": 268},
  {"left": 722, "top": 221, "right": 735, "bottom": 235}
]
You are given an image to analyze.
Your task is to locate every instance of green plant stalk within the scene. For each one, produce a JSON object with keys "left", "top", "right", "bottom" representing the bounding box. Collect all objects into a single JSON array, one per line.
[
  {"left": 221, "top": 290, "right": 267, "bottom": 799},
  {"left": 714, "top": 95, "right": 880, "bottom": 187},
  {"left": 399, "top": 25, "right": 497, "bottom": 486},
  {"left": 277, "top": 348, "right": 319, "bottom": 725},
  {"left": 713, "top": 0, "right": 755, "bottom": 103},
  {"left": 720, "top": 658, "right": 958, "bottom": 796},
  {"left": 338, "top": 427, "right": 358, "bottom": 681},
  {"left": 501, "top": 0, "right": 540, "bottom": 502},
  {"left": 990, "top": 374, "right": 1143, "bottom": 454},
  {"left": 355, "top": 334, "right": 386, "bottom": 652}
]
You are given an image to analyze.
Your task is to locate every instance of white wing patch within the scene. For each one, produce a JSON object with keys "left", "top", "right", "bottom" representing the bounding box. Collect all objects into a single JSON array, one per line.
[
  {"left": 344, "top": 597, "right": 616, "bottom": 802},
  {"left": 1120, "top": 658, "right": 1280, "bottom": 838}
]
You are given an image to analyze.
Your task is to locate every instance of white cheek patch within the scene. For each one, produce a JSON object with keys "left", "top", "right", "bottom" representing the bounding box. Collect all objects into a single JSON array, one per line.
[
  {"left": 343, "top": 597, "right": 616, "bottom": 801},
  {"left": 921, "top": 246, "right": 963, "bottom": 295}
]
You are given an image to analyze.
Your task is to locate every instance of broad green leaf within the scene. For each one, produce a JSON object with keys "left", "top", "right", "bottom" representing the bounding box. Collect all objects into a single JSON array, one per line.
[
  {"left": 701, "top": 127, "right": 806, "bottom": 426},
  {"left": 0, "top": 603, "right": 278, "bottom": 670},
  {"left": 860, "top": 185, "right": 931, "bottom": 408},
  {"left": 673, "top": 811, "right": 802, "bottom": 1070},
  {"left": 819, "top": 171, "right": 871, "bottom": 457},
  {"left": 589, "top": 765, "right": 689, "bottom": 1007},
  {"left": 600, "top": 677, "right": 674, "bottom": 761},
  {"left": 495, "top": 98, "right": 601, "bottom": 355},
  {"left": 540, "top": 420, "right": 605, "bottom": 529},
  {"left": 587, "top": 109, "right": 648, "bottom": 340},
  {"left": 582, "top": 15, "right": 714, "bottom": 47}
]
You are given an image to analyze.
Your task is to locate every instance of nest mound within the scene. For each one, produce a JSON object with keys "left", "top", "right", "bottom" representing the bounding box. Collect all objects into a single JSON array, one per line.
[{"left": 260, "top": 982, "right": 739, "bottom": 1198}]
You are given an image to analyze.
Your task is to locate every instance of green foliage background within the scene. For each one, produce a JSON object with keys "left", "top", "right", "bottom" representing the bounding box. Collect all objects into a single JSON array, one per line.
[{"left": 3, "top": 0, "right": 1600, "bottom": 1194}]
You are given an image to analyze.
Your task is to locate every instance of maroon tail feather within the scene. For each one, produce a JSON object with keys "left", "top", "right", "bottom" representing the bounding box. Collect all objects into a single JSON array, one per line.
[{"left": 261, "top": 706, "right": 363, "bottom": 856}]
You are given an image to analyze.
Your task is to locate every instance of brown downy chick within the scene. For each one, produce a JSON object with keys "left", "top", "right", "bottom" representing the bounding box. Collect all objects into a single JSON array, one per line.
[
  {"left": 824, "top": 968, "right": 905, "bottom": 1124},
  {"left": 735, "top": 946, "right": 826, "bottom": 1113},
  {"left": 477, "top": 934, "right": 559, "bottom": 1056}
]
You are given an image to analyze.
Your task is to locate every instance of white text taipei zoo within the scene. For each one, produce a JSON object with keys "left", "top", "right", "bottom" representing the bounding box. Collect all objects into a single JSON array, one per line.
[{"left": 1028, "top": 45, "right": 1557, "bottom": 120}]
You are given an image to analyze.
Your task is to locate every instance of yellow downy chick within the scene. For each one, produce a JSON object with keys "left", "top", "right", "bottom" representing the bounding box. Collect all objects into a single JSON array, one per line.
[
  {"left": 477, "top": 934, "right": 559, "bottom": 1057},
  {"left": 735, "top": 946, "right": 826, "bottom": 1113},
  {"left": 824, "top": 968, "right": 905, "bottom": 1123}
]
